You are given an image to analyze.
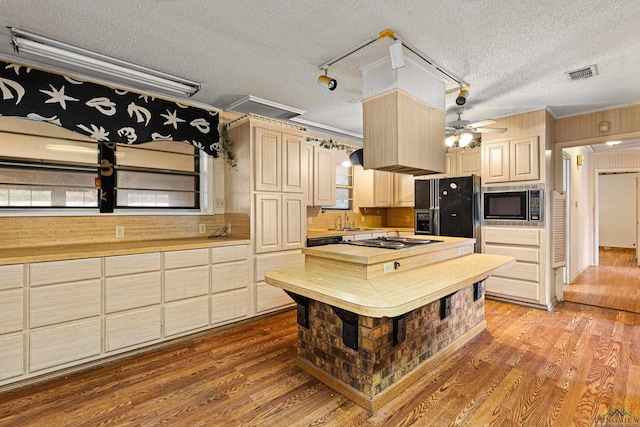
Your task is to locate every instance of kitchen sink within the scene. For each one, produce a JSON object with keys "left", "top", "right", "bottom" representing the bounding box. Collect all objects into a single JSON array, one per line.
[{"left": 339, "top": 227, "right": 376, "bottom": 231}]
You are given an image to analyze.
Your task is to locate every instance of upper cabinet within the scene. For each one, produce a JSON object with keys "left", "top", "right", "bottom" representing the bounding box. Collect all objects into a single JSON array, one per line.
[
  {"left": 304, "top": 143, "right": 336, "bottom": 207},
  {"left": 254, "top": 127, "right": 303, "bottom": 193},
  {"left": 482, "top": 137, "right": 539, "bottom": 183},
  {"left": 353, "top": 166, "right": 409, "bottom": 208},
  {"left": 393, "top": 173, "right": 414, "bottom": 207},
  {"left": 446, "top": 147, "right": 481, "bottom": 178}
]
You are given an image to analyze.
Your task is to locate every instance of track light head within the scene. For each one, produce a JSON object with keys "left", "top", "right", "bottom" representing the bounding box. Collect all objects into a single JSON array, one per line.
[
  {"left": 455, "top": 89, "right": 469, "bottom": 106},
  {"left": 318, "top": 68, "right": 337, "bottom": 91}
]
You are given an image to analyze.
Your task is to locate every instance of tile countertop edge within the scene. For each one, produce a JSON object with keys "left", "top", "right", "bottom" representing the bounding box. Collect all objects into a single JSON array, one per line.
[
  {"left": 265, "top": 254, "right": 515, "bottom": 318},
  {"left": 0, "top": 237, "right": 252, "bottom": 265}
]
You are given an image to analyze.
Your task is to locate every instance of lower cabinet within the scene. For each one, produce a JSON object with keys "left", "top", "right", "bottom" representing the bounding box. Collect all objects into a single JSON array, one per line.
[
  {"left": 482, "top": 227, "right": 546, "bottom": 308},
  {"left": 0, "top": 243, "right": 255, "bottom": 388},
  {"left": 254, "top": 250, "right": 304, "bottom": 314}
]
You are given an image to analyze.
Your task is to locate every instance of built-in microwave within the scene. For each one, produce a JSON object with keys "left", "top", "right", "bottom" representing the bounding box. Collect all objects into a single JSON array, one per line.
[{"left": 483, "top": 189, "right": 543, "bottom": 221}]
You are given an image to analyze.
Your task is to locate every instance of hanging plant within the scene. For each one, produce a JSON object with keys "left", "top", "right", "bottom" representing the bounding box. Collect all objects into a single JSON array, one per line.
[
  {"left": 219, "top": 124, "right": 237, "bottom": 169},
  {"left": 468, "top": 137, "right": 482, "bottom": 148},
  {"left": 306, "top": 136, "right": 351, "bottom": 151}
]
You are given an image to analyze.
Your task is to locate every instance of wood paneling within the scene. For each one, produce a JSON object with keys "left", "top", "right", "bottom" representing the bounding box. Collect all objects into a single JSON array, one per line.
[{"left": 555, "top": 104, "right": 640, "bottom": 143}]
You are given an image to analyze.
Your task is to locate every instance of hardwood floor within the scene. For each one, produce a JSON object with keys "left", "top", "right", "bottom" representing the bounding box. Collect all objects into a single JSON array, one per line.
[
  {"left": 2, "top": 299, "right": 640, "bottom": 426},
  {"left": 564, "top": 247, "right": 640, "bottom": 313}
]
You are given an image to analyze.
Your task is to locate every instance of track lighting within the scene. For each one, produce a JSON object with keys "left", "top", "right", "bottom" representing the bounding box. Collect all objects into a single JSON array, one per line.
[
  {"left": 318, "top": 68, "right": 337, "bottom": 91},
  {"left": 455, "top": 88, "right": 469, "bottom": 106}
]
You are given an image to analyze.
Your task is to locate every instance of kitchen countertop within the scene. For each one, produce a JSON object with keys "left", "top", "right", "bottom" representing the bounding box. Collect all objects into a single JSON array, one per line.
[
  {"left": 266, "top": 237, "right": 514, "bottom": 317},
  {"left": 0, "top": 236, "right": 251, "bottom": 265}
]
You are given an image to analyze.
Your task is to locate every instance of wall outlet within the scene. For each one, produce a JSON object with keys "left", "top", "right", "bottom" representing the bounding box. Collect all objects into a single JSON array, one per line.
[
  {"left": 458, "top": 247, "right": 465, "bottom": 255},
  {"left": 308, "top": 216, "right": 313, "bottom": 225},
  {"left": 115, "top": 226, "right": 125, "bottom": 238},
  {"left": 383, "top": 262, "right": 394, "bottom": 274},
  {"left": 226, "top": 223, "right": 231, "bottom": 234},
  {"left": 361, "top": 215, "right": 365, "bottom": 222},
  {"left": 405, "top": 216, "right": 410, "bottom": 223},
  {"left": 199, "top": 224, "right": 206, "bottom": 234},
  {"left": 215, "top": 198, "right": 225, "bottom": 209}
]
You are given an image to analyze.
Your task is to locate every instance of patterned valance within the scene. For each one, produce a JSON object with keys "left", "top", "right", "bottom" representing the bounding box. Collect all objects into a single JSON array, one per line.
[{"left": 0, "top": 60, "right": 219, "bottom": 155}]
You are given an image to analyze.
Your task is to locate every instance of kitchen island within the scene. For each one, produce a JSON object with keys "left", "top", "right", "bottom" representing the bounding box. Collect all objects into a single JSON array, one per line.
[{"left": 265, "top": 235, "right": 514, "bottom": 412}]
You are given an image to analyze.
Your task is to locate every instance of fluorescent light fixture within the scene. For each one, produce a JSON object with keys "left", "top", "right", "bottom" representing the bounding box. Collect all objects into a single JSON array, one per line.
[
  {"left": 606, "top": 140, "right": 621, "bottom": 146},
  {"left": 10, "top": 28, "right": 200, "bottom": 97}
]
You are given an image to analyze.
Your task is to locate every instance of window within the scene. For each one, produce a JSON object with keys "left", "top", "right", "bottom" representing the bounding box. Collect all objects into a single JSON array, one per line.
[
  {"left": 323, "top": 151, "right": 353, "bottom": 210},
  {"left": 0, "top": 122, "right": 201, "bottom": 211}
]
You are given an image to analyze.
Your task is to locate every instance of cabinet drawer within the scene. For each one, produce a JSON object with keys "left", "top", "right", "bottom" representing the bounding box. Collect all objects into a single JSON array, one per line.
[
  {"left": 0, "top": 265, "right": 23, "bottom": 290},
  {"left": 0, "top": 289, "right": 23, "bottom": 334},
  {"left": 164, "top": 249, "right": 209, "bottom": 269},
  {"left": 105, "top": 253, "right": 161, "bottom": 277},
  {"left": 164, "top": 296, "right": 209, "bottom": 337},
  {"left": 493, "top": 262, "right": 539, "bottom": 282},
  {"left": 256, "top": 282, "right": 294, "bottom": 313},
  {"left": 0, "top": 333, "right": 23, "bottom": 381},
  {"left": 484, "top": 227, "right": 540, "bottom": 247},
  {"left": 211, "top": 260, "right": 249, "bottom": 293},
  {"left": 30, "top": 318, "right": 101, "bottom": 372},
  {"left": 211, "top": 288, "right": 250, "bottom": 324},
  {"left": 105, "top": 306, "right": 161, "bottom": 352},
  {"left": 484, "top": 245, "right": 540, "bottom": 263},
  {"left": 30, "top": 280, "right": 101, "bottom": 328},
  {"left": 485, "top": 277, "right": 539, "bottom": 301},
  {"left": 30, "top": 258, "right": 101, "bottom": 287},
  {"left": 164, "top": 266, "right": 209, "bottom": 302},
  {"left": 255, "top": 251, "right": 304, "bottom": 282},
  {"left": 106, "top": 272, "right": 161, "bottom": 313},
  {"left": 211, "top": 245, "right": 248, "bottom": 264}
]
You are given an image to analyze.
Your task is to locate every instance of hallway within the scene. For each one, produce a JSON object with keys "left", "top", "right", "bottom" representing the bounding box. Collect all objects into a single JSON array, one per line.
[{"left": 563, "top": 247, "right": 640, "bottom": 313}]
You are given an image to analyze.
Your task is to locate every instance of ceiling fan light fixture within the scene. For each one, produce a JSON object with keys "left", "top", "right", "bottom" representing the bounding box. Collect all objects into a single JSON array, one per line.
[
  {"left": 458, "top": 132, "right": 473, "bottom": 147},
  {"left": 445, "top": 135, "right": 456, "bottom": 147}
]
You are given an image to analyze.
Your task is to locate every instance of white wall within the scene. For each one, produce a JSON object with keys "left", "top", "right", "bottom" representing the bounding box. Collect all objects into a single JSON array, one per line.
[
  {"left": 598, "top": 172, "right": 638, "bottom": 248},
  {"left": 564, "top": 147, "right": 592, "bottom": 281}
]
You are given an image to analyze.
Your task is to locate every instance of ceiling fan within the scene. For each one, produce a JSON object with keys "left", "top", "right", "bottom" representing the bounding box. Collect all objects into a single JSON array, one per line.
[{"left": 445, "top": 107, "right": 507, "bottom": 147}]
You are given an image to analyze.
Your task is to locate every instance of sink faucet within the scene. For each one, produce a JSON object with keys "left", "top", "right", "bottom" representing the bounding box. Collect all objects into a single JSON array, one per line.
[
  {"left": 336, "top": 215, "right": 342, "bottom": 230},
  {"left": 344, "top": 211, "right": 350, "bottom": 230}
]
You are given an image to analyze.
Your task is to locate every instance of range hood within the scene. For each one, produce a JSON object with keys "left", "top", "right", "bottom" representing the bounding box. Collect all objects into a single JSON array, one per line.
[{"left": 360, "top": 55, "right": 447, "bottom": 175}]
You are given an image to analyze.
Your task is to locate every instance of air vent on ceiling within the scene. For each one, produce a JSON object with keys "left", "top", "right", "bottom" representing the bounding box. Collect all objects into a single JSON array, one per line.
[
  {"left": 224, "top": 95, "right": 304, "bottom": 120},
  {"left": 565, "top": 64, "right": 599, "bottom": 81}
]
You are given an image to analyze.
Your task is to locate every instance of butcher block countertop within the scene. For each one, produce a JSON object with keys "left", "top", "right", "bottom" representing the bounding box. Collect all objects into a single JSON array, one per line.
[
  {"left": 265, "top": 237, "right": 515, "bottom": 318},
  {"left": 0, "top": 236, "right": 251, "bottom": 265},
  {"left": 306, "top": 227, "right": 413, "bottom": 238}
]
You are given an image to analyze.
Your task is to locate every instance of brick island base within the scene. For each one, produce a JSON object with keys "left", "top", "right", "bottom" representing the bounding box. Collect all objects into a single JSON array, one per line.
[{"left": 293, "top": 285, "right": 485, "bottom": 413}]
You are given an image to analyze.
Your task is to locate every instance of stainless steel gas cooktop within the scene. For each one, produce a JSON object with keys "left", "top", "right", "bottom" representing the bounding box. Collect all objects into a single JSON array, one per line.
[{"left": 343, "top": 236, "right": 443, "bottom": 249}]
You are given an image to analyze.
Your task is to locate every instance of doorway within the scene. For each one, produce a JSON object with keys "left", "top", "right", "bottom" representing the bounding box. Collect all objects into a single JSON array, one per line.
[{"left": 563, "top": 169, "right": 640, "bottom": 313}]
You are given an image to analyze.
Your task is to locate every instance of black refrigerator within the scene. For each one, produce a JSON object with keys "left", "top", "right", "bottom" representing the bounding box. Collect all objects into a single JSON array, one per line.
[{"left": 438, "top": 175, "right": 481, "bottom": 252}]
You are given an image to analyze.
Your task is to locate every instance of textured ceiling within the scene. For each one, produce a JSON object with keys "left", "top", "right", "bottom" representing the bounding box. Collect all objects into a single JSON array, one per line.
[{"left": 0, "top": 0, "right": 639, "bottom": 141}]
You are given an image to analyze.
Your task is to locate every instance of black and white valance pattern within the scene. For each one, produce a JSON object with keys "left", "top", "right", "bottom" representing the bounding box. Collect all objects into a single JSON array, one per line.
[{"left": 0, "top": 60, "right": 219, "bottom": 155}]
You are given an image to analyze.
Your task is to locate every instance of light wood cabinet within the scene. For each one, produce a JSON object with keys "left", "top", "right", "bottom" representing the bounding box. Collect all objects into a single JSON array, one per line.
[
  {"left": 254, "top": 126, "right": 303, "bottom": 193},
  {"left": 482, "top": 137, "right": 539, "bottom": 183},
  {"left": 446, "top": 147, "right": 481, "bottom": 177},
  {"left": 482, "top": 226, "right": 546, "bottom": 308},
  {"left": 255, "top": 192, "right": 304, "bottom": 254},
  {"left": 0, "top": 333, "right": 23, "bottom": 381},
  {"left": 304, "top": 143, "right": 314, "bottom": 206},
  {"left": 0, "top": 264, "right": 22, "bottom": 290},
  {"left": 211, "top": 260, "right": 249, "bottom": 293},
  {"left": 0, "top": 289, "right": 23, "bottom": 334},
  {"left": 30, "top": 280, "right": 101, "bottom": 328},
  {"left": 164, "top": 266, "right": 209, "bottom": 302},
  {"left": 164, "top": 296, "right": 209, "bottom": 337},
  {"left": 105, "top": 272, "right": 161, "bottom": 313},
  {"left": 30, "top": 318, "right": 101, "bottom": 371},
  {"left": 210, "top": 245, "right": 250, "bottom": 325},
  {"left": 211, "top": 288, "right": 250, "bottom": 325},
  {"left": 353, "top": 166, "right": 394, "bottom": 208},
  {"left": 30, "top": 258, "right": 100, "bottom": 287},
  {"left": 254, "top": 250, "right": 304, "bottom": 314},
  {"left": 393, "top": 173, "right": 414, "bottom": 207},
  {"left": 312, "top": 145, "right": 336, "bottom": 206},
  {"left": 105, "top": 306, "right": 161, "bottom": 352}
]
